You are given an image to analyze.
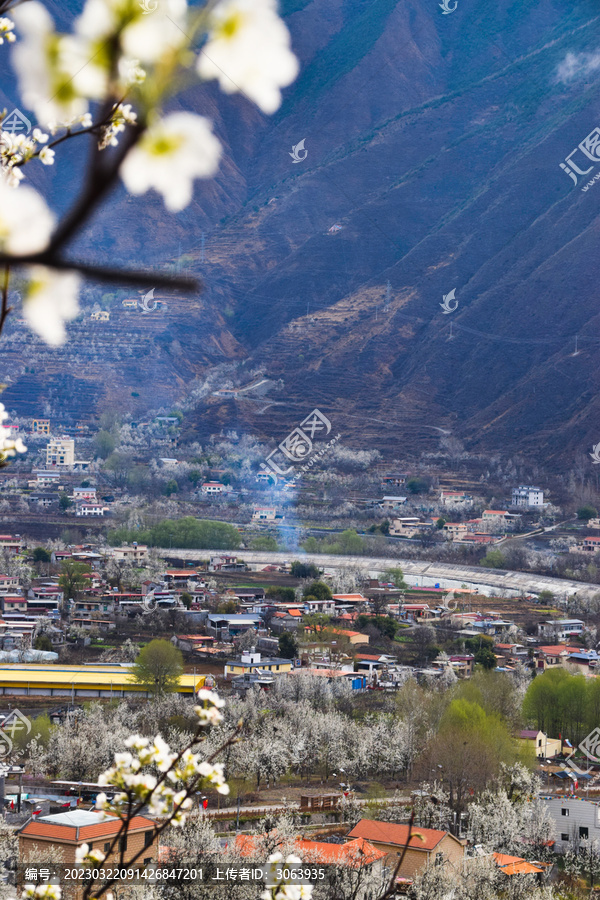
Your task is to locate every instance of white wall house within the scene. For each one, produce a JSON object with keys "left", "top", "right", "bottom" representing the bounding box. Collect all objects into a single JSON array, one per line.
[
  {"left": 543, "top": 796, "right": 597, "bottom": 853},
  {"left": 46, "top": 438, "right": 75, "bottom": 467},
  {"left": 511, "top": 485, "right": 544, "bottom": 507}
]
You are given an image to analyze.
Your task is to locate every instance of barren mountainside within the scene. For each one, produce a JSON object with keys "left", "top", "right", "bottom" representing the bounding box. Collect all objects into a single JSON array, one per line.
[{"left": 3, "top": 0, "right": 600, "bottom": 465}]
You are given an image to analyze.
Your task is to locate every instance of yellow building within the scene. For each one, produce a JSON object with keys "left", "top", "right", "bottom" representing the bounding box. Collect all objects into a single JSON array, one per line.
[
  {"left": 0, "top": 665, "right": 205, "bottom": 699},
  {"left": 91, "top": 310, "right": 110, "bottom": 322},
  {"left": 31, "top": 419, "right": 50, "bottom": 435},
  {"left": 224, "top": 651, "right": 293, "bottom": 679}
]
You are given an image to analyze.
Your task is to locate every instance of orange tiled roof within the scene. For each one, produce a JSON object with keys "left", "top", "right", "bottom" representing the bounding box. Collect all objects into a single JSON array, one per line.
[
  {"left": 296, "top": 838, "right": 386, "bottom": 867},
  {"left": 348, "top": 820, "right": 450, "bottom": 852},
  {"left": 236, "top": 835, "right": 384, "bottom": 868},
  {"left": 493, "top": 853, "right": 543, "bottom": 876},
  {"left": 21, "top": 815, "right": 153, "bottom": 843},
  {"left": 538, "top": 645, "right": 570, "bottom": 655}
]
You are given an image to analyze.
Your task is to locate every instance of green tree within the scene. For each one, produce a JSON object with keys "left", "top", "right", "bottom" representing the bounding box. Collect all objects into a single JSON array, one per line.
[
  {"left": 131, "top": 639, "right": 184, "bottom": 695},
  {"left": 357, "top": 615, "right": 398, "bottom": 640},
  {"left": 406, "top": 477, "right": 430, "bottom": 494},
  {"left": 180, "top": 592, "right": 193, "bottom": 610},
  {"left": 436, "top": 518, "right": 446, "bottom": 529},
  {"left": 382, "top": 567, "right": 407, "bottom": 589},
  {"left": 58, "top": 560, "right": 89, "bottom": 601},
  {"left": 480, "top": 550, "right": 506, "bottom": 569},
  {"left": 59, "top": 492, "right": 72, "bottom": 510},
  {"left": 94, "top": 429, "right": 116, "bottom": 459},
  {"left": 430, "top": 699, "right": 516, "bottom": 811},
  {"left": 266, "top": 586, "right": 296, "bottom": 603},
  {"left": 578, "top": 504, "right": 598, "bottom": 522},
  {"left": 34, "top": 634, "right": 53, "bottom": 652},
  {"left": 189, "top": 470, "right": 201, "bottom": 486},
  {"left": 164, "top": 478, "right": 179, "bottom": 496},
  {"left": 250, "top": 536, "right": 279, "bottom": 551},
  {"left": 303, "top": 613, "right": 331, "bottom": 636},
  {"left": 32, "top": 547, "right": 51, "bottom": 563},
  {"left": 474, "top": 647, "right": 497, "bottom": 670},
  {"left": 290, "top": 562, "right": 320, "bottom": 578},
  {"left": 302, "top": 581, "right": 332, "bottom": 603},
  {"left": 537, "top": 589, "right": 555, "bottom": 604},
  {"left": 278, "top": 632, "right": 298, "bottom": 659}
]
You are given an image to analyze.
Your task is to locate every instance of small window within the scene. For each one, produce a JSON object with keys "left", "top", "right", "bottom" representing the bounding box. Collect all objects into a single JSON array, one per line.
[
  {"left": 119, "top": 836, "right": 127, "bottom": 853},
  {"left": 580, "top": 827, "right": 589, "bottom": 840},
  {"left": 562, "top": 809, "right": 569, "bottom": 816},
  {"left": 144, "top": 831, "right": 153, "bottom": 849},
  {"left": 143, "top": 858, "right": 152, "bottom": 866},
  {"left": 104, "top": 843, "right": 110, "bottom": 853},
  {"left": 561, "top": 834, "right": 569, "bottom": 842}
]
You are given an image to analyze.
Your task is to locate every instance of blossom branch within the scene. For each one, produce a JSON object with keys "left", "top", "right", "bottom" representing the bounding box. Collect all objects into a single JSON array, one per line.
[
  {"left": 82, "top": 717, "right": 242, "bottom": 900},
  {"left": 0, "top": 266, "right": 11, "bottom": 333}
]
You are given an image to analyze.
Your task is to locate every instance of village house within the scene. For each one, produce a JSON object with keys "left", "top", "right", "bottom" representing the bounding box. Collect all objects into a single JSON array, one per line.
[
  {"left": 270, "top": 609, "right": 302, "bottom": 632},
  {"left": 75, "top": 502, "right": 107, "bottom": 517},
  {"left": 379, "top": 495, "right": 407, "bottom": 511},
  {"left": 91, "top": 309, "right": 110, "bottom": 322},
  {"left": 381, "top": 474, "right": 408, "bottom": 489},
  {"left": 347, "top": 820, "right": 464, "bottom": 880},
  {"left": 111, "top": 544, "right": 148, "bottom": 563},
  {"left": 389, "top": 517, "right": 431, "bottom": 538},
  {"left": 209, "top": 555, "right": 246, "bottom": 572},
  {"left": 46, "top": 437, "right": 75, "bottom": 467},
  {"left": 511, "top": 485, "right": 544, "bottom": 508},
  {"left": 542, "top": 796, "right": 600, "bottom": 854},
  {"left": 200, "top": 481, "right": 228, "bottom": 494},
  {"left": 480, "top": 509, "right": 521, "bottom": 532},
  {"left": 535, "top": 645, "right": 571, "bottom": 671},
  {"left": 206, "top": 613, "right": 262, "bottom": 640},
  {"left": 439, "top": 489, "right": 474, "bottom": 508},
  {"left": 31, "top": 418, "right": 51, "bottom": 435},
  {"left": 71, "top": 487, "right": 97, "bottom": 502},
  {"left": 574, "top": 536, "right": 600, "bottom": 553},
  {"left": 566, "top": 648, "right": 599, "bottom": 674},
  {"left": 19, "top": 809, "right": 158, "bottom": 897},
  {"left": 518, "top": 730, "right": 562, "bottom": 759},
  {"left": 31, "top": 470, "right": 62, "bottom": 487},
  {"left": 442, "top": 522, "right": 468, "bottom": 540},
  {"left": 330, "top": 628, "right": 370, "bottom": 646},
  {"left": 252, "top": 506, "right": 277, "bottom": 521},
  {"left": 304, "top": 595, "right": 336, "bottom": 616},
  {"left": 538, "top": 619, "right": 585, "bottom": 641},
  {"left": 224, "top": 650, "right": 293, "bottom": 679}
]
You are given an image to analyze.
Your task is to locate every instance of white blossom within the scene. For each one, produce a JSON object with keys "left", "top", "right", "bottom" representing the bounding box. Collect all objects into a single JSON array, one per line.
[
  {"left": 0, "top": 17, "right": 15, "bottom": 44},
  {"left": 39, "top": 146, "right": 55, "bottom": 165},
  {"left": 0, "top": 404, "right": 27, "bottom": 464},
  {"left": 0, "top": 181, "right": 54, "bottom": 254},
  {"left": 22, "top": 267, "right": 81, "bottom": 347},
  {"left": 76, "top": 0, "right": 188, "bottom": 64},
  {"left": 11, "top": 2, "right": 90, "bottom": 128},
  {"left": 119, "top": 112, "right": 221, "bottom": 211},
  {"left": 198, "top": 0, "right": 299, "bottom": 114}
]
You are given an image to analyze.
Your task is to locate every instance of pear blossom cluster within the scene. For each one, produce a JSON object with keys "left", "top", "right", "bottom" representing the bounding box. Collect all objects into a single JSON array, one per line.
[
  {"left": 97, "top": 103, "right": 138, "bottom": 150},
  {"left": 0, "top": 17, "right": 15, "bottom": 44},
  {"left": 14, "top": 885, "right": 62, "bottom": 899},
  {"left": 94, "top": 692, "right": 229, "bottom": 831},
  {"left": 0, "top": 403, "right": 26, "bottom": 466},
  {"left": 194, "top": 687, "right": 226, "bottom": 727},
  {"left": 261, "top": 853, "right": 314, "bottom": 900},
  {"left": 0, "top": 128, "right": 53, "bottom": 187}
]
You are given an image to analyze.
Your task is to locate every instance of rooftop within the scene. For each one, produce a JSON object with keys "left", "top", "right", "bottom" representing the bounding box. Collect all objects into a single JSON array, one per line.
[{"left": 348, "top": 819, "right": 452, "bottom": 851}]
